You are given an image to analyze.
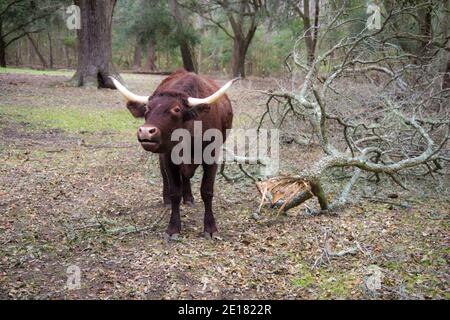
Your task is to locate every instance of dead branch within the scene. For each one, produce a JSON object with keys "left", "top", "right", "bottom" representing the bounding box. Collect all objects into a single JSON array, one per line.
[{"left": 255, "top": 1, "right": 449, "bottom": 213}]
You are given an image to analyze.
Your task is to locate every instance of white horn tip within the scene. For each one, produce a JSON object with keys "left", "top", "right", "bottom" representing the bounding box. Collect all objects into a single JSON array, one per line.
[{"left": 109, "top": 76, "right": 120, "bottom": 88}]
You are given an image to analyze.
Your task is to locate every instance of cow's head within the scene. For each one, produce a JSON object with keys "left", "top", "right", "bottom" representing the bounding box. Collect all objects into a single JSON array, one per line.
[{"left": 110, "top": 77, "right": 237, "bottom": 153}]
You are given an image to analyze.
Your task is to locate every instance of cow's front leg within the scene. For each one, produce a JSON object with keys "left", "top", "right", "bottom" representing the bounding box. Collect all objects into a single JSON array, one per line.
[
  {"left": 180, "top": 164, "right": 198, "bottom": 207},
  {"left": 159, "top": 155, "right": 171, "bottom": 208},
  {"left": 201, "top": 163, "right": 218, "bottom": 238},
  {"left": 165, "top": 160, "right": 182, "bottom": 238},
  {"left": 182, "top": 175, "right": 194, "bottom": 207}
]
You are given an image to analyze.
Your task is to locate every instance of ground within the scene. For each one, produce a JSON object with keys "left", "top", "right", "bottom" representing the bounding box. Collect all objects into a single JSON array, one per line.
[{"left": 0, "top": 68, "right": 448, "bottom": 299}]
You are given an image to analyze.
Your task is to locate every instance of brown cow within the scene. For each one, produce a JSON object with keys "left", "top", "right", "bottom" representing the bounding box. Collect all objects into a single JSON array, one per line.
[{"left": 111, "top": 70, "right": 237, "bottom": 239}]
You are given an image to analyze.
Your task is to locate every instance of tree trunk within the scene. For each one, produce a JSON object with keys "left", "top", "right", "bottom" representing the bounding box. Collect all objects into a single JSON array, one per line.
[
  {"left": 179, "top": 41, "right": 197, "bottom": 72},
  {"left": 47, "top": 32, "right": 53, "bottom": 69},
  {"left": 417, "top": 3, "right": 433, "bottom": 59},
  {"left": 226, "top": 2, "right": 258, "bottom": 78},
  {"left": 28, "top": 35, "right": 34, "bottom": 66},
  {"left": 0, "top": 20, "right": 6, "bottom": 67},
  {"left": 440, "top": 0, "right": 449, "bottom": 89},
  {"left": 63, "top": 45, "right": 71, "bottom": 68},
  {"left": 290, "top": 0, "right": 320, "bottom": 66},
  {"left": 144, "top": 41, "right": 156, "bottom": 71},
  {"left": 231, "top": 37, "right": 248, "bottom": 78},
  {"left": 231, "top": 20, "right": 256, "bottom": 78},
  {"left": 300, "top": 0, "right": 319, "bottom": 66},
  {"left": 168, "top": 0, "right": 197, "bottom": 72},
  {"left": 442, "top": 58, "right": 450, "bottom": 89},
  {"left": 132, "top": 42, "right": 141, "bottom": 70},
  {"left": 303, "top": 0, "right": 314, "bottom": 65},
  {"left": 26, "top": 33, "right": 48, "bottom": 69},
  {"left": 15, "top": 40, "right": 21, "bottom": 65},
  {"left": 71, "top": 0, "right": 120, "bottom": 88},
  {"left": 56, "top": 29, "right": 63, "bottom": 67},
  {"left": 0, "top": 36, "right": 6, "bottom": 67}
]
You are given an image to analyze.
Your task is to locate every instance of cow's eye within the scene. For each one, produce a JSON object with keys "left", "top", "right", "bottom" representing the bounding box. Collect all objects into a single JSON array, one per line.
[{"left": 173, "top": 107, "right": 181, "bottom": 113}]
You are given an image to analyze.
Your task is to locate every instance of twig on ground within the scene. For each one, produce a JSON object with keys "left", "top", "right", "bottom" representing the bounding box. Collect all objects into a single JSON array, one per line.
[
  {"left": 362, "top": 196, "right": 412, "bottom": 208},
  {"left": 313, "top": 229, "right": 359, "bottom": 269},
  {"left": 119, "top": 208, "right": 169, "bottom": 237}
]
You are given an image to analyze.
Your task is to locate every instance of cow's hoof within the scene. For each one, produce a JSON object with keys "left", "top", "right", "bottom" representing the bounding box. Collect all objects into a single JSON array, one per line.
[
  {"left": 204, "top": 223, "right": 218, "bottom": 236},
  {"left": 184, "top": 201, "right": 195, "bottom": 208},
  {"left": 203, "top": 232, "right": 217, "bottom": 240},
  {"left": 164, "top": 233, "right": 180, "bottom": 241}
]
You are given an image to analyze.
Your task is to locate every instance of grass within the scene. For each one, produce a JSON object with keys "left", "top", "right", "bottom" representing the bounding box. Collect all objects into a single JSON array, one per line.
[
  {"left": 292, "top": 263, "right": 359, "bottom": 299},
  {"left": 0, "top": 67, "right": 74, "bottom": 77},
  {"left": 0, "top": 104, "right": 141, "bottom": 133},
  {"left": 0, "top": 67, "right": 157, "bottom": 82}
]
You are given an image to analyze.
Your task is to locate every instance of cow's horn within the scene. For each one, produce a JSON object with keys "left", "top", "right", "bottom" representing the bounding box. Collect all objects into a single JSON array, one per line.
[
  {"left": 187, "top": 77, "right": 240, "bottom": 107},
  {"left": 109, "top": 76, "right": 149, "bottom": 104}
]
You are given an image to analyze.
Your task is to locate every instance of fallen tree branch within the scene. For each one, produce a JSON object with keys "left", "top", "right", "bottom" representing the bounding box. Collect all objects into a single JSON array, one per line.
[{"left": 254, "top": 1, "right": 448, "bottom": 214}]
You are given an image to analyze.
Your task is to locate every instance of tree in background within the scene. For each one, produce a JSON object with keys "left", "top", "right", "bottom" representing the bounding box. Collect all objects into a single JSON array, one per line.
[
  {"left": 288, "top": 0, "right": 320, "bottom": 66},
  {"left": 439, "top": 0, "right": 450, "bottom": 89},
  {"left": 70, "top": 0, "right": 120, "bottom": 88},
  {"left": 132, "top": 42, "right": 142, "bottom": 70},
  {"left": 185, "top": 0, "right": 266, "bottom": 77},
  {"left": 43, "top": 10, "right": 67, "bottom": 69},
  {"left": 381, "top": 0, "right": 449, "bottom": 88},
  {"left": 114, "top": 0, "right": 197, "bottom": 72},
  {"left": 168, "top": 0, "right": 197, "bottom": 72},
  {"left": 443, "top": 59, "right": 450, "bottom": 89},
  {"left": 0, "top": 0, "right": 60, "bottom": 67}
]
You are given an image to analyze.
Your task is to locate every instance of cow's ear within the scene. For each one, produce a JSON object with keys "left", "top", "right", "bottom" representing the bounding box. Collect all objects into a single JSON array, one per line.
[
  {"left": 182, "top": 104, "right": 211, "bottom": 122},
  {"left": 126, "top": 101, "right": 147, "bottom": 118}
]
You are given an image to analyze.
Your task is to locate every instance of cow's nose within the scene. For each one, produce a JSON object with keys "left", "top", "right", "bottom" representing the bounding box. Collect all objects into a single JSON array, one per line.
[{"left": 138, "top": 126, "right": 160, "bottom": 141}]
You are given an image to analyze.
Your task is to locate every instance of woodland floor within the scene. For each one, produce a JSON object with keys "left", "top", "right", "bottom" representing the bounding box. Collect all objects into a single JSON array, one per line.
[{"left": 0, "top": 69, "right": 449, "bottom": 299}]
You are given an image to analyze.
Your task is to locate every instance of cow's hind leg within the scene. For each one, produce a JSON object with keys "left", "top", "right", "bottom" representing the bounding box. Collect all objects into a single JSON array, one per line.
[{"left": 201, "top": 163, "right": 218, "bottom": 238}]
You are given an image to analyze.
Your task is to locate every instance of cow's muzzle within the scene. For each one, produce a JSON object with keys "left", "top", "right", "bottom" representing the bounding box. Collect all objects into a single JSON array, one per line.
[{"left": 137, "top": 126, "right": 161, "bottom": 152}]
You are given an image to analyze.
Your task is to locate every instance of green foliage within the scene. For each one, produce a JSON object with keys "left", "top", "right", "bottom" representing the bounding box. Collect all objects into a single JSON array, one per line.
[
  {"left": 247, "top": 28, "right": 295, "bottom": 76},
  {"left": 197, "top": 28, "right": 232, "bottom": 73},
  {"left": 0, "top": 67, "right": 72, "bottom": 75},
  {"left": 4, "top": 0, "right": 447, "bottom": 75},
  {"left": 112, "top": 0, "right": 199, "bottom": 69},
  {"left": 292, "top": 263, "right": 358, "bottom": 299},
  {"left": 62, "top": 36, "right": 76, "bottom": 49},
  {"left": 115, "top": 0, "right": 174, "bottom": 47},
  {"left": 0, "top": 0, "right": 66, "bottom": 43},
  {"left": 0, "top": 104, "right": 141, "bottom": 133}
]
